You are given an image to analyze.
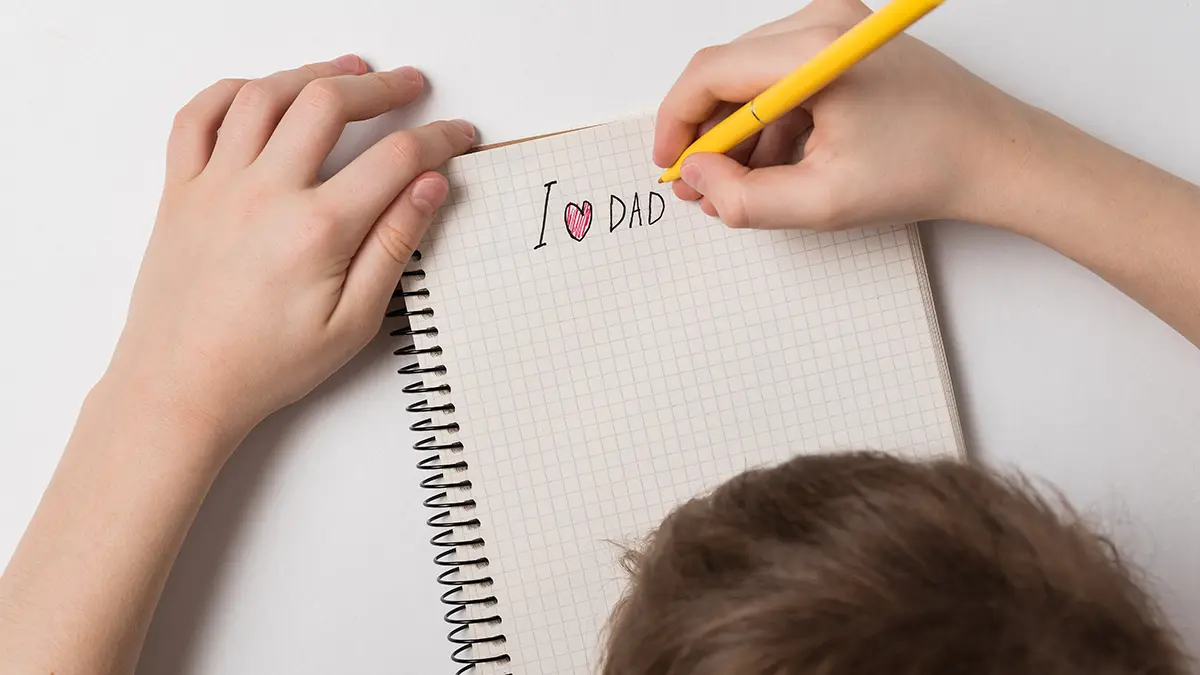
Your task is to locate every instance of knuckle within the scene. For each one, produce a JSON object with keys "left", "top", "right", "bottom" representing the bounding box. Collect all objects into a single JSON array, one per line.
[
  {"left": 308, "top": 203, "right": 343, "bottom": 239},
  {"left": 800, "top": 26, "right": 847, "bottom": 52},
  {"left": 293, "top": 212, "right": 341, "bottom": 259},
  {"left": 234, "top": 183, "right": 275, "bottom": 222},
  {"left": 435, "top": 122, "right": 460, "bottom": 148},
  {"left": 836, "top": 0, "right": 872, "bottom": 19},
  {"left": 269, "top": 193, "right": 341, "bottom": 257},
  {"left": 299, "top": 63, "right": 325, "bottom": 80},
  {"left": 171, "top": 105, "right": 200, "bottom": 132},
  {"left": 368, "top": 71, "right": 406, "bottom": 98},
  {"left": 373, "top": 222, "right": 419, "bottom": 265},
  {"left": 716, "top": 179, "right": 755, "bottom": 229},
  {"left": 382, "top": 131, "right": 423, "bottom": 169},
  {"left": 173, "top": 79, "right": 243, "bottom": 130},
  {"left": 215, "top": 77, "right": 247, "bottom": 93},
  {"left": 654, "top": 98, "right": 672, "bottom": 120},
  {"left": 825, "top": 25, "right": 849, "bottom": 42},
  {"left": 689, "top": 45, "right": 722, "bottom": 70},
  {"left": 299, "top": 79, "right": 344, "bottom": 115},
  {"left": 233, "top": 80, "right": 275, "bottom": 110},
  {"left": 721, "top": 194, "right": 751, "bottom": 229},
  {"left": 813, "top": 0, "right": 865, "bottom": 17}
]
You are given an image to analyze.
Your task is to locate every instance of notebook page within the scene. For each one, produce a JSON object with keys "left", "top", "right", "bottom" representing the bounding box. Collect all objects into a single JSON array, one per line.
[{"left": 399, "top": 116, "right": 962, "bottom": 674}]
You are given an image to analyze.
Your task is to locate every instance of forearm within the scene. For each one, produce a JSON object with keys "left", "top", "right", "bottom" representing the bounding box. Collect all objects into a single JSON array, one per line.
[
  {"left": 0, "top": 374, "right": 237, "bottom": 675},
  {"left": 982, "top": 107, "right": 1200, "bottom": 346}
]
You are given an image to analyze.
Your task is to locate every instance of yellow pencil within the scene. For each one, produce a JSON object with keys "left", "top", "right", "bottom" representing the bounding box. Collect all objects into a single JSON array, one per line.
[{"left": 658, "top": 0, "right": 947, "bottom": 183}]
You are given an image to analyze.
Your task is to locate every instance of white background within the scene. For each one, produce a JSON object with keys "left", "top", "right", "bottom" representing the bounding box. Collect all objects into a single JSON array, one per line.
[{"left": 1, "top": 0, "right": 1198, "bottom": 672}]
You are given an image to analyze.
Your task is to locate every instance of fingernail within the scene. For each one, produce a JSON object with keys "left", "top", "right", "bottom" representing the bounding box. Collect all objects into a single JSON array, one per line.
[
  {"left": 450, "top": 119, "right": 476, "bottom": 140},
  {"left": 333, "top": 54, "right": 362, "bottom": 73},
  {"left": 411, "top": 176, "right": 449, "bottom": 216},
  {"left": 680, "top": 160, "right": 703, "bottom": 190},
  {"left": 393, "top": 65, "right": 421, "bottom": 83}
]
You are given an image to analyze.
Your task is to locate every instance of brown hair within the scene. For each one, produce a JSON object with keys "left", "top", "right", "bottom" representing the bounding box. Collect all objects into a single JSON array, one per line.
[{"left": 603, "top": 452, "right": 1186, "bottom": 675}]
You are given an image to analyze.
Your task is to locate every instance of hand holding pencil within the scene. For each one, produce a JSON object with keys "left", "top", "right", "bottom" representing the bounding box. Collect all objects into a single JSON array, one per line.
[
  {"left": 658, "top": 0, "right": 946, "bottom": 184},
  {"left": 652, "top": 0, "right": 1033, "bottom": 232}
]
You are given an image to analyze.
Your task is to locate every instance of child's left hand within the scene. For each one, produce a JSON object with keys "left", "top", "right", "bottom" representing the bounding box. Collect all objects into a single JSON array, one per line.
[
  {"left": 107, "top": 55, "right": 475, "bottom": 450},
  {"left": 0, "top": 56, "right": 476, "bottom": 675}
]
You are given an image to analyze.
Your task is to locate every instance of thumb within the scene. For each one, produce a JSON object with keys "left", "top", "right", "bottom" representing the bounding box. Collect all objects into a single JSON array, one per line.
[
  {"left": 680, "top": 153, "right": 837, "bottom": 230},
  {"left": 335, "top": 171, "right": 448, "bottom": 331}
]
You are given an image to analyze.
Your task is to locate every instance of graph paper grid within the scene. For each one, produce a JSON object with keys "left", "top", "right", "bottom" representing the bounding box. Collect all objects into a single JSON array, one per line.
[{"left": 399, "top": 115, "right": 963, "bottom": 674}]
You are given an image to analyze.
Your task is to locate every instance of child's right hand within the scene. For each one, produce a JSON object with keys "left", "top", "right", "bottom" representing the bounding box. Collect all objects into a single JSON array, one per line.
[
  {"left": 656, "top": 0, "right": 1033, "bottom": 231},
  {"left": 659, "top": 0, "right": 1200, "bottom": 347}
]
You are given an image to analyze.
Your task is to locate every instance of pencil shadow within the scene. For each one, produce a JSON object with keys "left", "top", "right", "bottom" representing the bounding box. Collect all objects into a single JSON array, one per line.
[{"left": 135, "top": 334, "right": 394, "bottom": 675}]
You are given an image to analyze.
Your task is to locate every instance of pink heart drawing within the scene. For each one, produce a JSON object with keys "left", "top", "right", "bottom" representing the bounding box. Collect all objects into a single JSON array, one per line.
[{"left": 564, "top": 201, "right": 593, "bottom": 242}]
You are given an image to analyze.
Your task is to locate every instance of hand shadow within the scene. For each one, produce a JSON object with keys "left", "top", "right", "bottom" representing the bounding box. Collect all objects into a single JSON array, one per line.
[{"left": 135, "top": 327, "right": 400, "bottom": 674}]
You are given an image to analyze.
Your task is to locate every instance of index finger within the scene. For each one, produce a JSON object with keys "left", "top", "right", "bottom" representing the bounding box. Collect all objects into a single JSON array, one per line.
[
  {"left": 654, "top": 30, "right": 838, "bottom": 168},
  {"left": 259, "top": 67, "right": 426, "bottom": 183},
  {"left": 317, "top": 119, "right": 475, "bottom": 250}
]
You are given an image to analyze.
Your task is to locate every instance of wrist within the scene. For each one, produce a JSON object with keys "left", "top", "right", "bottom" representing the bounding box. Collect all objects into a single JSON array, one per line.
[
  {"left": 967, "top": 104, "right": 1134, "bottom": 243},
  {"left": 946, "top": 92, "right": 1049, "bottom": 231},
  {"left": 89, "top": 366, "right": 247, "bottom": 469}
]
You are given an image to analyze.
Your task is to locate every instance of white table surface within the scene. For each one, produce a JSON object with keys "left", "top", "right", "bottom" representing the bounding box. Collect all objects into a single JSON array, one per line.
[{"left": 2, "top": 0, "right": 1198, "bottom": 672}]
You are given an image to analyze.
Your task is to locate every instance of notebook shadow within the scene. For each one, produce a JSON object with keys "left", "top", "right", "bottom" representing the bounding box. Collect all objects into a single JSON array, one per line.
[
  {"left": 918, "top": 221, "right": 979, "bottom": 460},
  {"left": 135, "top": 333, "right": 395, "bottom": 675}
]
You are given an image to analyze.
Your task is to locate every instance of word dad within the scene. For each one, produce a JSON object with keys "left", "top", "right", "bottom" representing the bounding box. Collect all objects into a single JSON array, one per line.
[{"left": 532, "top": 180, "right": 666, "bottom": 250}]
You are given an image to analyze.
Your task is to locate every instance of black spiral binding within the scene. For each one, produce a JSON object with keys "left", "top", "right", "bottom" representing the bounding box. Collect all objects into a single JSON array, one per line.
[{"left": 390, "top": 251, "right": 512, "bottom": 675}]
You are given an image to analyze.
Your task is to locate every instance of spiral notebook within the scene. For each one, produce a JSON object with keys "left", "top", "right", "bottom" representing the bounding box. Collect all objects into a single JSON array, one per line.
[{"left": 393, "top": 115, "right": 964, "bottom": 674}]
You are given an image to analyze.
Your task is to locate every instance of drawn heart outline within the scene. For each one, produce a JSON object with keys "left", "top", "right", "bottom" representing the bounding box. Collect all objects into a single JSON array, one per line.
[{"left": 564, "top": 201, "right": 593, "bottom": 242}]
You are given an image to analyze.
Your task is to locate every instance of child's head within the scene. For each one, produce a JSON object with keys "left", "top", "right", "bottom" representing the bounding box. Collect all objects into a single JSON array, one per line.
[{"left": 603, "top": 452, "right": 1185, "bottom": 675}]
